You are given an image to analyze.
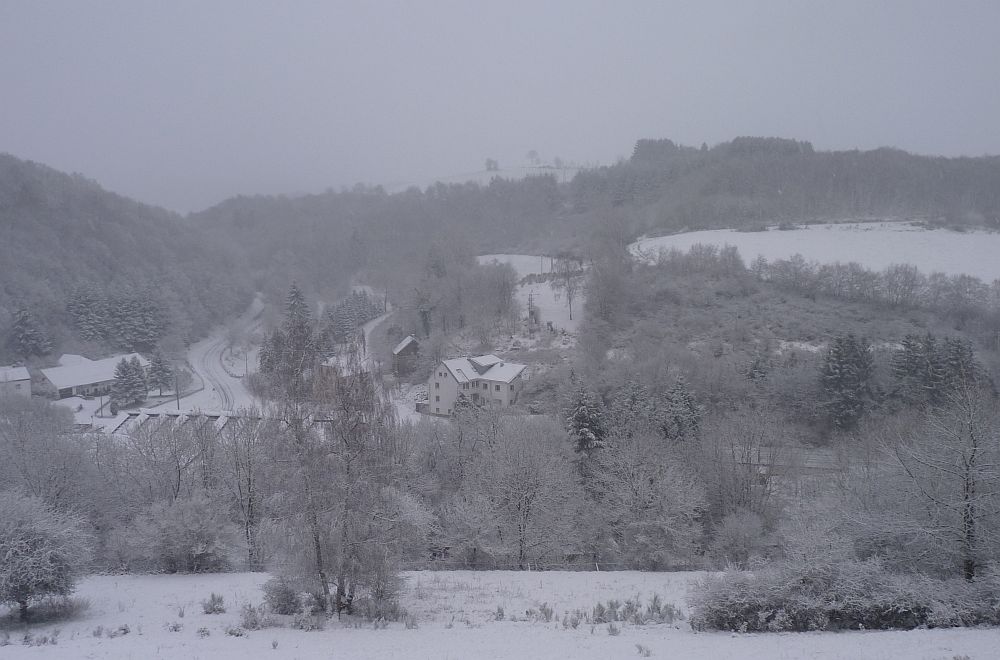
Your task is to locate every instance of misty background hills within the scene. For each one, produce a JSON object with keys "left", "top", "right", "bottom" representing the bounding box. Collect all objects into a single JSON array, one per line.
[{"left": 2, "top": 137, "right": 999, "bottom": 362}]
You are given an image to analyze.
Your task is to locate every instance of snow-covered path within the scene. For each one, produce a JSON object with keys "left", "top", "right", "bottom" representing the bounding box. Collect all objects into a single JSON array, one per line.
[{"left": 177, "top": 295, "right": 263, "bottom": 412}]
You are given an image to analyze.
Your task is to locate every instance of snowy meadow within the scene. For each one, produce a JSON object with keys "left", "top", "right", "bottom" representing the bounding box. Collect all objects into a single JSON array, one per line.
[
  {"left": 631, "top": 221, "right": 1000, "bottom": 282},
  {"left": 3, "top": 570, "right": 997, "bottom": 660}
]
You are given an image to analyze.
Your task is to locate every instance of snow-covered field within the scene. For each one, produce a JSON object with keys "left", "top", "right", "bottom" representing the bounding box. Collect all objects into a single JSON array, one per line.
[
  {"left": 3, "top": 571, "right": 995, "bottom": 659},
  {"left": 631, "top": 221, "right": 1000, "bottom": 282},
  {"left": 478, "top": 254, "right": 581, "bottom": 334}
]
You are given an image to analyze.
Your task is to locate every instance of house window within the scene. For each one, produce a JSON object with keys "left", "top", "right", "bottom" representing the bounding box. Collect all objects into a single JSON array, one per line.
[
  {"left": 435, "top": 382, "right": 439, "bottom": 389},
  {"left": 435, "top": 395, "right": 440, "bottom": 402},
  {"left": 462, "top": 383, "right": 469, "bottom": 390},
  {"left": 509, "top": 384, "right": 514, "bottom": 391},
  {"left": 435, "top": 407, "right": 440, "bottom": 413},
  {"left": 14, "top": 383, "right": 21, "bottom": 390},
  {"left": 495, "top": 384, "right": 500, "bottom": 391}
]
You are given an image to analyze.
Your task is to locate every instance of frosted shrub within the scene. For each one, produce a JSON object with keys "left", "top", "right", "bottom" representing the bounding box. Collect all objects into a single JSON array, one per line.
[
  {"left": 262, "top": 578, "right": 302, "bottom": 615},
  {"left": 689, "top": 558, "right": 1000, "bottom": 632},
  {"left": 709, "top": 512, "right": 771, "bottom": 569},
  {"left": 240, "top": 603, "right": 275, "bottom": 630},
  {"left": 291, "top": 612, "right": 325, "bottom": 631},
  {"left": 201, "top": 593, "right": 226, "bottom": 614},
  {"left": 0, "top": 492, "right": 93, "bottom": 622},
  {"left": 129, "top": 494, "right": 239, "bottom": 573}
]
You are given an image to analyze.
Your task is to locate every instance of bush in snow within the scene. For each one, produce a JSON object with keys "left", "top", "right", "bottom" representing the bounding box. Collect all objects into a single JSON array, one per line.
[
  {"left": 708, "top": 511, "right": 773, "bottom": 569},
  {"left": 688, "top": 558, "right": 1000, "bottom": 632},
  {"left": 0, "top": 491, "right": 93, "bottom": 622},
  {"left": 127, "top": 492, "right": 239, "bottom": 573},
  {"left": 262, "top": 577, "right": 302, "bottom": 615},
  {"left": 201, "top": 593, "right": 226, "bottom": 614},
  {"left": 240, "top": 603, "right": 276, "bottom": 630}
]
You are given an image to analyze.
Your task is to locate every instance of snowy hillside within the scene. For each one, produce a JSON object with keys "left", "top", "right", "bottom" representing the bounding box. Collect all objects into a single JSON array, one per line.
[
  {"left": 477, "top": 254, "right": 581, "bottom": 333},
  {"left": 631, "top": 222, "right": 1000, "bottom": 282},
  {"left": 385, "top": 165, "right": 582, "bottom": 193}
]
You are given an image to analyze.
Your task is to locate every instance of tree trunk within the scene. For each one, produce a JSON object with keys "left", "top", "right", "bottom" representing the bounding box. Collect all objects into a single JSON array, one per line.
[
  {"left": 303, "top": 471, "right": 331, "bottom": 607},
  {"left": 19, "top": 599, "right": 28, "bottom": 622}
]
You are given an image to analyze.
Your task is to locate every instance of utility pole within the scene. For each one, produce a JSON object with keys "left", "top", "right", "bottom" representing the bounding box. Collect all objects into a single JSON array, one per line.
[{"left": 174, "top": 368, "right": 180, "bottom": 410}]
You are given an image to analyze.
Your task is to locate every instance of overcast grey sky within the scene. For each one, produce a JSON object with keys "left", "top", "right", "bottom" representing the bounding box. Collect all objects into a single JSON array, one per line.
[{"left": 2, "top": 1, "right": 998, "bottom": 213}]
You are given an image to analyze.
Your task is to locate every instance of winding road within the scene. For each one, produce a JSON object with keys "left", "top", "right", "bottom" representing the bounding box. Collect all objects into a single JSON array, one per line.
[{"left": 180, "top": 295, "right": 263, "bottom": 412}]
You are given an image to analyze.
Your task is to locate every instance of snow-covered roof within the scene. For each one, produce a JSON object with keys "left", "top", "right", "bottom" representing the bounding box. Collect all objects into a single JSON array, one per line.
[
  {"left": 442, "top": 355, "right": 526, "bottom": 384},
  {"left": 392, "top": 335, "right": 418, "bottom": 355},
  {"left": 0, "top": 366, "right": 30, "bottom": 382},
  {"left": 41, "top": 353, "right": 150, "bottom": 390},
  {"left": 57, "top": 353, "right": 90, "bottom": 366}
]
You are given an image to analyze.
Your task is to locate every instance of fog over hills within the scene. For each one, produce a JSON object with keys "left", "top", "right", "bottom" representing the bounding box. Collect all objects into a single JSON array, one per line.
[{"left": 4, "top": 5, "right": 1000, "bottom": 658}]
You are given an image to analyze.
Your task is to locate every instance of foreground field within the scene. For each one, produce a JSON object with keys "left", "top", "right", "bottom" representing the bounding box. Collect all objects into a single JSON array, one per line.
[{"left": 2, "top": 571, "right": 996, "bottom": 659}]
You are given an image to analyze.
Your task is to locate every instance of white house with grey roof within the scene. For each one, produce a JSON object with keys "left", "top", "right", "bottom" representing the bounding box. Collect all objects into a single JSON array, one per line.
[
  {"left": 40, "top": 353, "right": 150, "bottom": 399},
  {"left": 427, "top": 354, "right": 526, "bottom": 416},
  {"left": 0, "top": 366, "right": 31, "bottom": 398}
]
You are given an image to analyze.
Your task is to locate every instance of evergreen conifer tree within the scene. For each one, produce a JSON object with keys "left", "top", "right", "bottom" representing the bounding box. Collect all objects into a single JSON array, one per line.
[
  {"left": 820, "top": 333, "right": 874, "bottom": 430},
  {"left": 148, "top": 349, "right": 172, "bottom": 396},
  {"left": 128, "top": 356, "right": 148, "bottom": 402},
  {"left": 608, "top": 378, "right": 655, "bottom": 437},
  {"left": 662, "top": 376, "right": 703, "bottom": 441},
  {"left": 565, "top": 382, "right": 605, "bottom": 454},
  {"left": 111, "top": 358, "right": 134, "bottom": 407},
  {"left": 10, "top": 307, "right": 52, "bottom": 357}
]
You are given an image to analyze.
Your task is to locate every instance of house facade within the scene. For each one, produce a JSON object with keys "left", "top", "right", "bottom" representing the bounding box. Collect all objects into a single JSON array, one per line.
[
  {"left": 426, "top": 354, "right": 526, "bottom": 416},
  {"left": 0, "top": 366, "right": 31, "bottom": 398},
  {"left": 40, "top": 353, "right": 150, "bottom": 399}
]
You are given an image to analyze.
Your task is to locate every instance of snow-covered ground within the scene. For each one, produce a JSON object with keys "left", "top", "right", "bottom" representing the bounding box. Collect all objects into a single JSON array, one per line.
[
  {"left": 3, "top": 570, "right": 995, "bottom": 659},
  {"left": 631, "top": 221, "right": 1000, "bottom": 282},
  {"left": 52, "top": 395, "right": 107, "bottom": 426},
  {"left": 391, "top": 382, "right": 425, "bottom": 425},
  {"left": 477, "top": 254, "right": 582, "bottom": 334}
]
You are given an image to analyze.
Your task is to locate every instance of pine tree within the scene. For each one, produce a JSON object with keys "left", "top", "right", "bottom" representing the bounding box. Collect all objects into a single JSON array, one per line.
[
  {"left": 148, "top": 349, "right": 172, "bottom": 396},
  {"left": 820, "top": 334, "right": 874, "bottom": 430},
  {"left": 111, "top": 359, "right": 136, "bottom": 408},
  {"left": 261, "top": 283, "right": 321, "bottom": 401},
  {"left": 128, "top": 356, "right": 148, "bottom": 403},
  {"left": 662, "top": 376, "right": 703, "bottom": 442},
  {"left": 67, "top": 283, "right": 109, "bottom": 343},
  {"left": 9, "top": 307, "right": 52, "bottom": 357},
  {"left": 608, "top": 378, "right": 656, "bottom": 437},
  {"left": 565, "top": 383, "right": 605, "bottom": 454}
]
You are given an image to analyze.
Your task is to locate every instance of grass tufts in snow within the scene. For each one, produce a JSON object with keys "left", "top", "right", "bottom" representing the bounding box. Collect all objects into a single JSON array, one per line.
[{"left": 201, "top": 593, "right": 226, "bottom": 614}]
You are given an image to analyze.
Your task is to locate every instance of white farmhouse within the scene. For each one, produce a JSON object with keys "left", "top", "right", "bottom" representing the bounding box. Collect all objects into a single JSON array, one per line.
[
  {"left": 0, "top": 366, "right": 31, "bottom": 398},
  {"left": 40, "top": 353, "right": 150, "bottom": 399},
  {"left": 427, "top": 354, "right": 526, "bottom": 416}
]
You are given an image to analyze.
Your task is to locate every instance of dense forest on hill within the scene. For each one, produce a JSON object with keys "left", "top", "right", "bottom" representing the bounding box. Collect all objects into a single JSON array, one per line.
[
  {"left": 572, "top": 137, "right": 1000, "bottom": 233},
  {"left": 4, "top": 137, "right": 1000, "bottom": 360},
  {"left": 0, "top": 154, "right": 251, "bottom": 362}
]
